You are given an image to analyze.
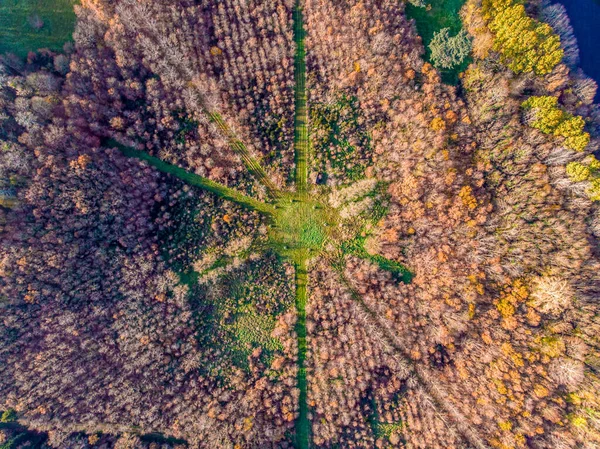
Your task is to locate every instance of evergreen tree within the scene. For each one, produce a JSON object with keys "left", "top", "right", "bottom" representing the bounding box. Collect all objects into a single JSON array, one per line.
[{"left": 429, "top": 28, "right": 472, "bottom": 70}]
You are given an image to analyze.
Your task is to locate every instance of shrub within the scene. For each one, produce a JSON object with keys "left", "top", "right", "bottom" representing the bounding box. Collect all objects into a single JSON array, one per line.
[
  {"left": 0, "top": 409, "right": 16, "bottom": 423},
  {"left": 429, "top": 28, "right": 472, "bottom": 70}
]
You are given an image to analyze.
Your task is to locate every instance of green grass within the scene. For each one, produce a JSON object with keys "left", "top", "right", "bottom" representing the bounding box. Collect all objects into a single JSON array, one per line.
[
  {"left": 373, "top": 421, "right": 404, "bottom": 439},
  {"left": 227, "top": 312, "right": 283, "bottom": 366},
  {"left": 269, "top": 195, "right": 335, "bottom": 264},
  {"left": 231, "top": 314, "right": 282, "bottom": 351},
  {"left": 0, "top": 0, "right": 77, "bottom": 57},
  {"left": 0, "top": 409, "right": 16, "bottom": 423},
  {"left": 189, "top": 255, "right": 294, "bottom": 376},
  {"left": 405, "top": 0, "right": 470, "bottom": 84}
]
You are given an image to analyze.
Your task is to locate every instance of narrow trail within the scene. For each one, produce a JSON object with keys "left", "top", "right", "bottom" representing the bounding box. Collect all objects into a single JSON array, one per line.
[
  {"left": 107, "top": 139, "right": 276, "bottom": 216},
  {"left": 294, "top": 258, "right": 310, "bottom": 449},
  {"left": 335, "top": 268, "right": 490, "bottom": 449},
  {"left": 293, "top": 1, "right": 309, "bottom": 195}
]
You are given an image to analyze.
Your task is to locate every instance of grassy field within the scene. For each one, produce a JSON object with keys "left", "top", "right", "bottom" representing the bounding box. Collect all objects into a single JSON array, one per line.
[
  {"left": 0, "top": 0, "right": 78, "bottom": 57},
  {"left": 405, "top": 0, "right": 470, "bottom": 84}
]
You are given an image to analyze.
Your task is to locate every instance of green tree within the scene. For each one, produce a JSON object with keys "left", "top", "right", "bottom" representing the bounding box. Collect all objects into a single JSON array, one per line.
[
  {"left": 566, "top": 157, "right": 600, "bottom": 201},
  {"left": 1, "top": 409, "right": 17, "bottom": 423},
  {"left": 555, "top": 116, "right": 590, "bottom": 152},
  {"left": 522, "top": 96, "right": 590, "bottom": 152},
  {"left": 429, "top": 28, "right": 472, "bottom": 70},
  {"left": 589, "top": 179, "right": 600, "bottom": 202}
]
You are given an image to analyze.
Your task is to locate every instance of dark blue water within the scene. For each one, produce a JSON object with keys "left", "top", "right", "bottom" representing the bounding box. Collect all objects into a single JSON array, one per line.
[{"left": 560, "top": 0, "right": 600, "bottom": 101}]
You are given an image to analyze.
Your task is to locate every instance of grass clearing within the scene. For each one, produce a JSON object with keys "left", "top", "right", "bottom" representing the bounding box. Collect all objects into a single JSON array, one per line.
[
  {"left": 269, "top": 195, "right": 336, "bottom": 264},
  {"left": 405, "top": 0, "right": 470, "bottom": 84},
  {"left": 0, "top": 0, "right": 77, "bottom": 57}
]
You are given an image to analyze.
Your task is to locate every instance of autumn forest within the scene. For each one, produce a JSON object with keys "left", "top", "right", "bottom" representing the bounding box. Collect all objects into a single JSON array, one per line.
[{"left": 1, "top": 0, "right": 600, "bottom": 448}]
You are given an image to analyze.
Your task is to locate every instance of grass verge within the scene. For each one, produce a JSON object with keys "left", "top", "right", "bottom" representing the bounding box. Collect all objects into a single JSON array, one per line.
[{"left": 341, "top": 235, "right": 412, "bottom": 284}]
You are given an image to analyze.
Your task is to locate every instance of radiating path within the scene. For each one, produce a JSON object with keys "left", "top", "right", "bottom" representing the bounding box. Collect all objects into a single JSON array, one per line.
[
  {"left": 107, "top": 139, "right": 275, "bottom": 216},
  {"left": 293, "top": 1, "right": 309, "bottom": 195},
  {"left": 335, "top": 268, "right": 490, "bottom": 449},
  {"left": 207, "top": 112, "right": 281, "bottom": 199}
]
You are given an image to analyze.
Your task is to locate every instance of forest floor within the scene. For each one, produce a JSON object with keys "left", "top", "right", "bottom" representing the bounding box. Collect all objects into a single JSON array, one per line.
[{"left": 0, "top": 0, "right": 77, "bottom": 57}]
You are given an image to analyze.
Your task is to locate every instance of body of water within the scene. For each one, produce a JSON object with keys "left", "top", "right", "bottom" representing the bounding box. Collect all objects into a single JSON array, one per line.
[{"left": 560, "top": 0, "right": 600, "bottom": 102}]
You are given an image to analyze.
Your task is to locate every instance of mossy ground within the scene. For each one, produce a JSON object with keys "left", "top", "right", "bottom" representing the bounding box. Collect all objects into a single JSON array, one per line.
[
  {"left": 366, "top": 396, "right": 406, "bottom": 447},
  {"left": 190, "top": 254, "right": 293, "bottom": 376},
  {"left": 0, "top": 0, "right": 77, "bottom": 57}
]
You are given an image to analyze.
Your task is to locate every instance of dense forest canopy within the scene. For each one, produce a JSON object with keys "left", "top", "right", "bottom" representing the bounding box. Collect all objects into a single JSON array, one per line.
[{"left": 1, "top": 0, "right": 600, "bottom": 448}]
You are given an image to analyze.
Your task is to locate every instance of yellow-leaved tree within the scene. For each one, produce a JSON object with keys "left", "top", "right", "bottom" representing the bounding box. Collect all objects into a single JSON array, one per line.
[{"left": 482, "top": 0, "right": 563, "bottom": 75}]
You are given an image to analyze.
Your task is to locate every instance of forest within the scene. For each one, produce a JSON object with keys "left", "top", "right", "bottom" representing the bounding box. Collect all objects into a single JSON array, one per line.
[{"left": 1, "top": 0, "right": 600, "bottom": 448}]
